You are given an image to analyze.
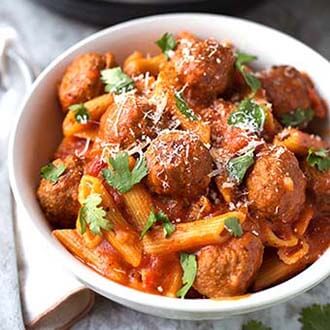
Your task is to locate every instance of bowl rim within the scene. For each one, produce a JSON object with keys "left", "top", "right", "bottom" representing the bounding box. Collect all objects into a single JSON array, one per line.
[{"left": 8, "top": 13, "right": 330, "bottom": 315}]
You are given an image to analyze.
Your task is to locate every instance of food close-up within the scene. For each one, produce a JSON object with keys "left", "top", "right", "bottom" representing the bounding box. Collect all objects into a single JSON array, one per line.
[{"left": 36, "top": 31, "right": 330, "bottom": 300}]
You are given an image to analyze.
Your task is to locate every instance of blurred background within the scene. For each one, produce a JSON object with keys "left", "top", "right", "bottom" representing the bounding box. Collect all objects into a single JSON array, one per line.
[
  {"left": 1, "top": 0, "right": 329, "bottom": 73},
  {"left": 1, "top": 0, "right": 329, "bottom": 329}
]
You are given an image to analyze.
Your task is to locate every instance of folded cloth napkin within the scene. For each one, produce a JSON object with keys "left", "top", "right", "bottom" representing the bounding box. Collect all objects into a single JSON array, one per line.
[
  {"left": 0, "top": 27, "right": 95, "bottom": 329},
  {"left": 15, "top": 205, "right": 95, "bottom": 329}
]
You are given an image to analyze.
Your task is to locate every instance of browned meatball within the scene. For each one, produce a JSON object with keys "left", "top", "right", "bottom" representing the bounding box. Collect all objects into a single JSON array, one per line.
[
  {"left": 259, "top": 66, "right": 311, "bottom": 118},
  {"left": 247, "top": 146, "right": 306, "bottom": 224},
  {"left": 194, "top": 233, "right": 263, "bottom": 298},
  {"left": 172, "top": 36, "right": 235, "bottom": 102},
  {"left": 302, "top": 162, "right": 330, "bottom": 214},
  {"left": 37, "top": 156, "right": 83, "bottom": 228},
  {"left": 58, "top": 52, "right": 115, "bottom": 111},
  {"left": 98, "top": 93, "right": 170, "bottom": 148},
  {"left": 145, "top": 131, "right": 213, "bottom": 198}
]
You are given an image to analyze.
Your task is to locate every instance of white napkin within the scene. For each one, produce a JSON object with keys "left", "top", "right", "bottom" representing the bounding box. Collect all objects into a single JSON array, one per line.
[{"left": 15, "top": 205, "right": 95, "bottom": 329}]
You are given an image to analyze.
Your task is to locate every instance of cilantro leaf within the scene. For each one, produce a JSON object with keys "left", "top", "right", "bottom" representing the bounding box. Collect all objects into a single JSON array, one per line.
[
  {"left": 299, "top": 304, "right": 330, "bottom": 330},
  {"left": 101, "top": 67, "right": 134, "bottom": 94},
  {"left": 102, "top": 152, "right": 148, "bottom": 194},
  {"left": 228, "top": 98, "right": 266, "bottom": 133},
  {"left": 175, "top": 90, "right": 198, "bottom": 121},
  {"left": 242, "top": 320, "right": 271, "bottom": 330},
  {"left": 140, "top": 210, "right": 176, "bottom": 239},
  {"left": 235, "top": 51, "right": 261, "bottom": 92},
  {"left": 40, "top": 163, "right": 66, "bottom": 184},
  {"left": 224, "top": 217, "right": 243, "bottom": 237},
  {"left": 78, "top": 193, "right": 112, "bottom": 236},
  {"left": 156, "top": 32, "right": 177, "bottom": 59},
  {"left": 227, "top": 148, "right": 255, "bottom": 184},
  {"left": 280, "top": 108, "right": 314, "bottom": 128},
  {"left": 176, "top": 253, "right": 197, "bottom": 299},
  {"left": 68, "top": 103, "right": 90, "bottom": 124},
  {"left": 307, "top": 148, "right": 330, "bottom": 172}
]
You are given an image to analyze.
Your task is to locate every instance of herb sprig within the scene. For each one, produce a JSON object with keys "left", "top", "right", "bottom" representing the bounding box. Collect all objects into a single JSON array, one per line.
[
  {"left": 227, "top": 148, "right": 255, "bottom": 184},
  {"left": 78, "top": 193, "right": 112, "bottom": 236},
  {"left": 68, "top": 103, "right": 90, "bottom": 124},
  {"left": 176, "top": 253, "right": 197, "bottom": 299},
  {"left": 280, "top": 108, "right": 314, "bottom": 128},
  {"left": 306, "top": 148, "right": 330, "bottom": 172},
  {"left": 228, "top": 98, "right": 265, "bottom": 133},
  {"left": 101, "top": 67, "right": 134, "bottom": 94},
  {"left": 175, "top": 90, "right": 198, "bottom": 121},
  {"left": 140, "top": 210, "right": 175, "bottom": 239},
  {"left": 224, "top": 217, "right": 243, "bottom": 237},
  {"left": 102, "top": 152, "right": 148, "bottom": 194},
  {"left": 235, "top": 51, "right": 261, "bottom": 92},
  {"left": 40, "top": 163, "right": 66, "bottom": 184},
  {"left": 156, "top": 33, "right": 177, "bottom": 59}
]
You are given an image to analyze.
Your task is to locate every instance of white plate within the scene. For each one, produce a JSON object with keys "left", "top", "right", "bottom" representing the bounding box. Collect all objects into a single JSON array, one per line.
[{"left": 9, "top": 13, "right": 330, "bottom": 320}]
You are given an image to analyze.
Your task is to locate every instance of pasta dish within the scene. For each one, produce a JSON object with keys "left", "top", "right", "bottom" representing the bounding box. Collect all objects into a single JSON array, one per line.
[{"left": 36, "top": 32, "right": 330, "bottom": 299}]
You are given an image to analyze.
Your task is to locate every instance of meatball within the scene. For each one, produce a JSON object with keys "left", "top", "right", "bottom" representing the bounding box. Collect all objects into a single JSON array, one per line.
[
  {"left": 302, "top": 162, "right": 330, "bottom": 214},
  {"left": 259, "top": 66, "right": 311, "bottom": 118},
  {"left": 37, "top": 156, "right": 83, "bottom": 228},
  {"left": 98, "top": 93, "right": 169, "bottom": 148},
  {"left": 247, "top": 146, "right": 306, "bottom": 224},
  {"left": 172, "top": 36, "right": 235, "bottom": 102},
  {"left": 58, "top": 52, "right": 115, "bottom": 111},
  {"left": 194, "top": 233, "right": 263, "bottom": 298},
  {"left": 145, "top": 131, "right": 213, "bottom": 198}
]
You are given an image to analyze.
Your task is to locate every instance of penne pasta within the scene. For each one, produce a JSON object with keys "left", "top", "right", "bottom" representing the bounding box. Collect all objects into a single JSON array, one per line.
[
  {"left": 63, "top": 93, "right": 114, "bottom": 138},
  {"left": 78, "top": 175, "right": 143, "bottom": 267},
  {"left": 124, "top": 51, "right": 167, "bottom": 76},
  {"left": 142, "top": 211, "right": 246, "bottom": 255},
  {"left": 122, "top": 184, "right": 154, "bottom": 230},
  {"left": 53, "top": 229, "right": 128, "bottom": 284},
  {"left": 274, "top": 128, "right": 325, "bottom": 155}
]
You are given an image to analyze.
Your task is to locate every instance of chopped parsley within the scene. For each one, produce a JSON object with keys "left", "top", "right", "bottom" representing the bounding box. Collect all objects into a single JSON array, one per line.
[
  {"left": 102, "top": 152, "right": 148, "bottom": 194},
  {"left": 40, "top": 163, "right": 66, "bottom": 184},
  {"left": 227, "top": 148, "right": 255, "bottom": 184},
  {"left": 280, "top": 108, "right": 314, "bottom": 128},
  {"left": 156, "top": 32, "right": 177, "bottom": 58},
  {"left": 68, "top": 103, "right": 90, "bottom": 124},
  {"left": 228, "top": 98, "right": 266, "bottom": 133},
  {"left": 176, "top": 253, "right": 197, "bottom": 299},
  {"left": 78, "top": 193, "right": 112, "bottom": 236},
  {"left": 235, "top": 51, "right": 261, "bottom": 92},
  {"left": 224, "top": 217, "right": 243, "bottom": 237},
  {"left": 242, "top": 320, "right": 271, "bottom": 330},
  {"left": 101, "top": 67, "right": 134, "bottom": 94},
  {"left": 140, "top": 210, "right": 175, "bottom": 239},
  {"left": 175, "top": 90, "right": 198, "bottom": 121},
  {"left": 306, "top": 148, "right": 330, "bottom": 172},
  {"left": 299, "top": 304, "right": 330, "bottom": 330}
]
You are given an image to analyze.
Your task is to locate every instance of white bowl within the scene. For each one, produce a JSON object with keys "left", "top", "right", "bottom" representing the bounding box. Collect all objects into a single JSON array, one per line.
[{"left": 9, "top": 13, "right": 330, "bottom": 320}]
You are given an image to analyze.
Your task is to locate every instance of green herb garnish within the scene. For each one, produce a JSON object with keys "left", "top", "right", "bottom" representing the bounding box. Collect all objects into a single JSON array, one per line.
[
  {"left": 102, "top": 152, "right": 148, "bottom": 194},
  {"left": 280, "top": 108, "right": 314, "bottom": 128},
  {"left": 78, "top": 193, "right": 112, "bottom": 236},
  {"left": 299, "top": 304, "right": 330, "bottom": 330},
  {"left": 176, "top": 253, "right": 197, "bottom": 299},
  {"left": 40, "top": 163, "right": 66, "bottom": 184},
  {"left": 228, "top": 98, "right": 265, "bottom": 133},
  {"left": 227, "top": 148, "right": 255, "bottom": 183},
  {"left": 156, "top": 32, "right": 177, "bottom": 59},
  {"left": 68, "top": 103, "right": 90, "bottom": 124},
  {"left": 235, "top": 51, "right": 261, "bottom": 92},
  {"left": 140, "top": 210, "right": 175, "bottom": 239},
  {"left": 101, "top": 67, "right": 134, "bottom": 94},
  {"left": 242, "top": 320, "right": 271, "bottom": 330},
  {"left": 224, "top": 217, "right": 243, "bottom": 237},
  {"left": 306, "top": 148, "right": 330, "bottom": 172},
  {"left": 175, "top": 90, "right": 198, "bottom": 121}
]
